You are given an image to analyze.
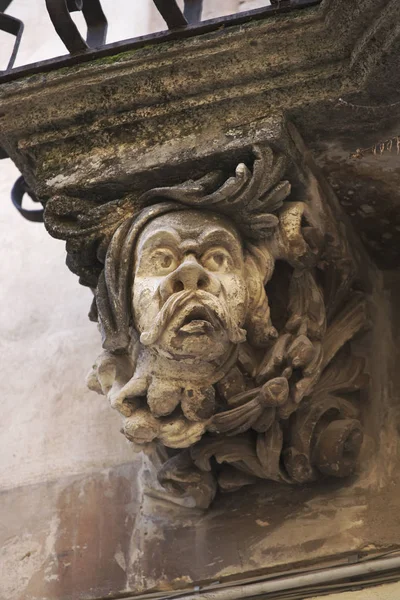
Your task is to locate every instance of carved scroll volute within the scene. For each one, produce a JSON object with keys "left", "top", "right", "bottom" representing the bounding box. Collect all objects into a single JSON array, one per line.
[{"left": 45, "top": 145, "right": 370, "bottom": 508}]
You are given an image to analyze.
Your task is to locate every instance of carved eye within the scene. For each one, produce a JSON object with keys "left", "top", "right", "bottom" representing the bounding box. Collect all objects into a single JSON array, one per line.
[
  {"left": 202, "top": 247, "right": 232, "bottom": 273},
  {"left": 150, "top": 249, "right": 178, "bottom": 274}
]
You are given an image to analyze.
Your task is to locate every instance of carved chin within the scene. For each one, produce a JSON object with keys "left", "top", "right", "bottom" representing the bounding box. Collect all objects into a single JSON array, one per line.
[{"left": 160, "top": 326, "right": 230, "bottom": 360}]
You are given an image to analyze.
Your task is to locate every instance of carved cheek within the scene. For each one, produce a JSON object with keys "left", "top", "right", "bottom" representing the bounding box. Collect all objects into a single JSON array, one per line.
[
  {"left": 132, "top": 277, "right": 161, "bottom": 331},
  {"left": 220, "top": 274, "right": 248, "bottom": 324}
]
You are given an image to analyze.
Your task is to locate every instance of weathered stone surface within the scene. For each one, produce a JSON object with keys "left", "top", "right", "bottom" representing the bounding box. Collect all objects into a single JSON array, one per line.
[
  {"left": 1, "top": 0, "right": 400, "bottom": 596},
  {"left": 1, "top": 1, "right": 400, "bottom": 268},
  {"left": 40, "top": 131, "right": 373, "bottom": 508},
  {"left": 1, "top": 436, "right": 400, "bottom": 600}
]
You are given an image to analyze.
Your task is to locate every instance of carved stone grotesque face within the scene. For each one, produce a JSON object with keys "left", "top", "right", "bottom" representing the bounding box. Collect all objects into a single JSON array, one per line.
[
  {"left": 132, "top": 210, "right": 248, "bottom": 361},
  {"left": 80, "top": 147, "right": 368, "bottom": 510}
]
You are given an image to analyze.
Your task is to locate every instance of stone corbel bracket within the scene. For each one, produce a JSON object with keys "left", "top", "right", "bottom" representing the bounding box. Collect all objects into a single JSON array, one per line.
[
  {"left": 0, "top": 0, "right": 395, "bottom": 508},
  {"left": 42, "top": 124, "right": 373, "bottom": 508}
]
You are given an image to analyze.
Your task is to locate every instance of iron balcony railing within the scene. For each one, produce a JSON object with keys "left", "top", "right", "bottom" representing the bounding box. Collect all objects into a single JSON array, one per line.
[{"left": 0, "top": 0, "right": 321, "bottom": 83}]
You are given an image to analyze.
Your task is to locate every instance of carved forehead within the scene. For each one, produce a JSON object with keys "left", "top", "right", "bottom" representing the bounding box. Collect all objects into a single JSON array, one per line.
[{"left": 136, "top": 209, "right": 243, "bottom": 250}]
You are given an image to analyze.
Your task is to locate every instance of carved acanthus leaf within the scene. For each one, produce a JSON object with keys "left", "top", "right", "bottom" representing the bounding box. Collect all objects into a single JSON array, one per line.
[
  {"left": 321, "top": 293, "right": 369, "bottom": 371},
  {"left": 141, "top": 146, "right": 290, "bottom": 240},
  {"left": 284, "top": 395, "right": 360, "bottom": 483},
  {"left": 285, "top": 269, "right": 327, "bottom": 340},
  {"left": 158, "top": 450, "right": 217, "bottom": 510},
  {"left": 312, "top": 354, "right": 368, "bottom": 398},
  {"left": 191, "top": 425, "right": 290, "bottom": 484}
]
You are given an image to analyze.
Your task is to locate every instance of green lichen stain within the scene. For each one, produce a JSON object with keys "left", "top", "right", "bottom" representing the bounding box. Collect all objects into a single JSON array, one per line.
[{"left": 91, "top": 50, "right": 138, "bottom": 66}]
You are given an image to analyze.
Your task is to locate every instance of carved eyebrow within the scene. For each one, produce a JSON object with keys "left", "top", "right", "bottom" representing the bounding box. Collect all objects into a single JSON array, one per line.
[
  {"left": 137, "top": 228, "right": 180, "bottom": 255},
  {"left": 199, "top": 228, "right": 243, "bottom": 253}
]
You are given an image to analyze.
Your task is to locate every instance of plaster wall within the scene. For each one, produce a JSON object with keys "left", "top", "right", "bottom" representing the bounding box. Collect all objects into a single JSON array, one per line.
[{"left": 0, "top": 158, "right": 135, "bottom": 491}]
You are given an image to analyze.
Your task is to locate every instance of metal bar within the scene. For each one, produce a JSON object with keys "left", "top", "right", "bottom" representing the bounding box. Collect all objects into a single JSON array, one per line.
[
  {"left": 0, "top": 11, "right": 23, "bottom": 71},
  {"left": 45, "top": 0, "right": 88, "bottom": 53},
  {"left": 0, "top": 0, "right": 322, "bottom": 84},
  {"left": 82, "top": 0, "right": 108, "bottom": 48},
  {"left": 11, "top": 176, "right": 44, "bottom": 222},
  {"left": 153, "top": 0, "right": 188, "bottom": 29},
  {"left": 66, "top": 0, "right": 83, "bottom": 9},
  {"left": 0, "top": 0, "right": 24, "bottom": 73},
  {"left": 0, "top": 0, "right": 13, "bottom": 11},
  {"left": 45, "top": 0, "right": 107, "bottom": 53},
  {"left": 183, "top": 0, "right": 202, "bottom": 24}
]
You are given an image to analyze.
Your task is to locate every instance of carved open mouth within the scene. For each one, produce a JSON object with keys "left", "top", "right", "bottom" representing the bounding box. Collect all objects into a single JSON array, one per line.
[{"left": 178, "top": 306, "right": 216, "bottom": 335}]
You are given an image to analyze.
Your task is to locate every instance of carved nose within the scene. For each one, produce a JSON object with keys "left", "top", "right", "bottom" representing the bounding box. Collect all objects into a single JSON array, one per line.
[{"left": 160, "top": 257, "right": 220, "bottom": 301}]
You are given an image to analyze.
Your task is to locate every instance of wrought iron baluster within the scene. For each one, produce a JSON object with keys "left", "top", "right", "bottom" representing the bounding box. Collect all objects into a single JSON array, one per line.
[
  {"left": 11, "top": 176, "right": 44, "bottom": 222},
  {"left": 82, "top": 0, "right": 108, "bottom": 48},
  {"left": 152, "top": 0, "right": 187, "bottom": 29},
  {"left": 0, "top": 0, "right": 322, "bottom": 82},
  {"left": 0, "top": 0, "right": 23, "bottom": 72},
  {"left": 183, "top": 0, "right": 202, "bottom": 24},
  {"left": 46, "top": 0, "right": 107, "bottom": 54},
  {"left": 0, "top": 0, "right": 12, "bottom": 10}
]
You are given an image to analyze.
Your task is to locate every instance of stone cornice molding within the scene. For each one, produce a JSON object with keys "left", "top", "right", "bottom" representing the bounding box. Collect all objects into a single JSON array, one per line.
[{"left": 1, "top": 0, "right": 400, "bottom": 205}]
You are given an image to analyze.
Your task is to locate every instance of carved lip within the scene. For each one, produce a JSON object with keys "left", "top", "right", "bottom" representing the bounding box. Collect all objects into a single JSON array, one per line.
[{"left": 177, "top": 306, "right": 217, "bottom": 335}]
